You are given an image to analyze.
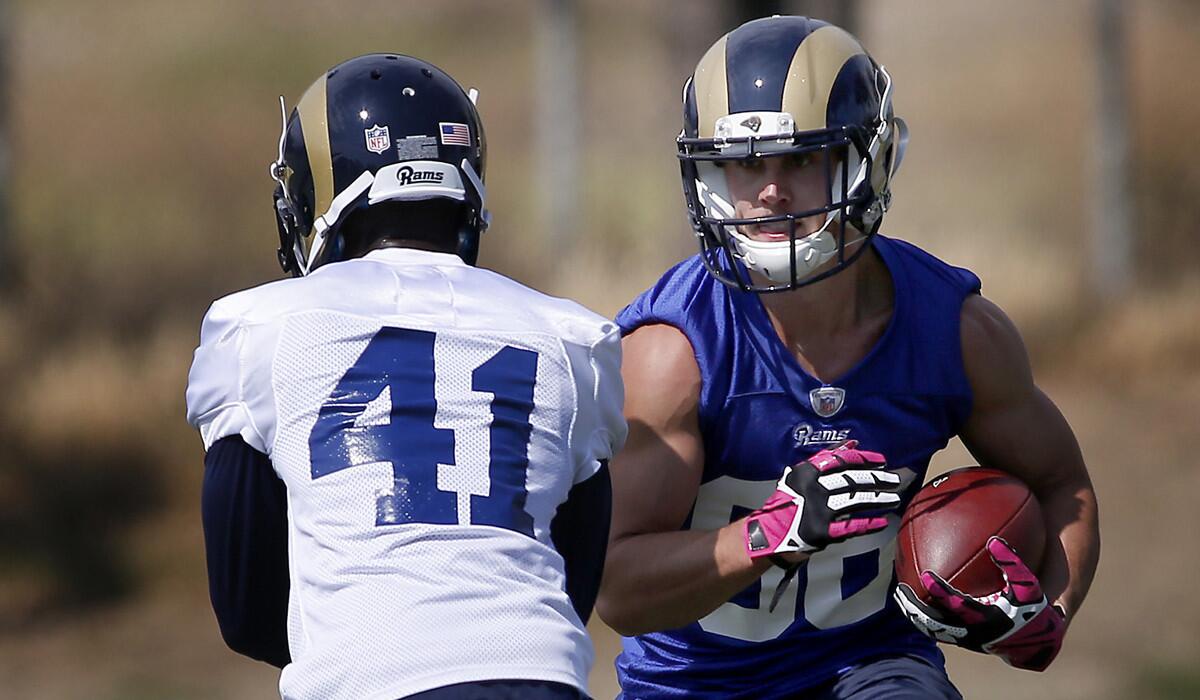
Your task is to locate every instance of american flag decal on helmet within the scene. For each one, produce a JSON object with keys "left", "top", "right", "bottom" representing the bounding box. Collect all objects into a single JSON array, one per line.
[{"left": 439, "top": 122, "right": 470, "bottom": 146}]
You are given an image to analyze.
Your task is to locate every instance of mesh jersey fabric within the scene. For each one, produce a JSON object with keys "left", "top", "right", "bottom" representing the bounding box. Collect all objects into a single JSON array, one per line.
[
  {"left": 611, "top": 235, "right": 980, "bottom": 698},
  {"left": 186, "top": 248, "right": 626, "bottom": 700}
]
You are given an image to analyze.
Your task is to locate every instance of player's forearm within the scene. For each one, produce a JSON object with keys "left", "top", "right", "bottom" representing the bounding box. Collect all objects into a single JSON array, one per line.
[
  {"left": 598, "top": 520, "right": 771, "bottom": 636},
  {"left": 1038, "top": 479, "right": 1100, "bottom": 622}
]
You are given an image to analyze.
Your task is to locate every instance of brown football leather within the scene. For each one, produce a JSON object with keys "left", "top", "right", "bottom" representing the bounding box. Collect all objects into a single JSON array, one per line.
[{"left": 895, "top": 467, "right": 1045, "bottom": 600}]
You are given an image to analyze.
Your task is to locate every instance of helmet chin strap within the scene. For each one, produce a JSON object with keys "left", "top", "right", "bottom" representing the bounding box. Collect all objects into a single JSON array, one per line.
[{"left": 302, "top": 171, "right": 376, "bottom": 274}]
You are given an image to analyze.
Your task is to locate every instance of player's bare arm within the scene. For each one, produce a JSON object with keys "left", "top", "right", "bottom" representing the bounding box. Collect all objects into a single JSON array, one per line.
[
  {"left": 958, "top": 294, "right": 1101, "bottom": 621},
  {"left": 597, "top": 323, "right": 773, "bottom": 635}
]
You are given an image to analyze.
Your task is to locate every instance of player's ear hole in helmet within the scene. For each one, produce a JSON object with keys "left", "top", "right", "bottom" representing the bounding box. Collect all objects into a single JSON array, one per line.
[
  {"left": 269, "top": 53, "right": 489, "bottom": 276},
  {"left": 678, "top": 16, "right": 909, "bottom": 293}
]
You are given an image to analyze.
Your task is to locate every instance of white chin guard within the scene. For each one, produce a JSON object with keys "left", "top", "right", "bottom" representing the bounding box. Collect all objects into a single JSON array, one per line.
[{"left": 727, "top": 225, "right": 840, "bottom": 285}]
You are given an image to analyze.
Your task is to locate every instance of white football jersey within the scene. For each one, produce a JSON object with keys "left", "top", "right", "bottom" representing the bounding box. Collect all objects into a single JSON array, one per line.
[{"left": 186, "top": 248, "right": 626, "bottom": 700}]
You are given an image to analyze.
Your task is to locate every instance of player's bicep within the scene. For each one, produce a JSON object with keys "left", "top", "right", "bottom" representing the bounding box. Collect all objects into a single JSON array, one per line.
[
  {"left": 608, "top": 324, "right": 705, "bottom": 541},
  {"left": 959, "top": 296, "right": 1086, "bottom": 493}
]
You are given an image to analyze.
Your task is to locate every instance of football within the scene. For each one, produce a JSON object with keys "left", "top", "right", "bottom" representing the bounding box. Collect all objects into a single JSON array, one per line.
[{"left": 894, "top": 466, "right": 1045, "bottom": 601}]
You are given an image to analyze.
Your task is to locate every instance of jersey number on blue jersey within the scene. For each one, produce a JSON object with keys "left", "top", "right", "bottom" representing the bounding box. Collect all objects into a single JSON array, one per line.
[
  {"left": 691, "top": 476, "right": 897, "bottom": 641},
  {"left": 309, "top": 327, "right": 537, "bottom": 536}
]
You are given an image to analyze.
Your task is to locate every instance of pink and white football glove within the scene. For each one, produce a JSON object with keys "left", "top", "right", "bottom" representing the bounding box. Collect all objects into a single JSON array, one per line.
[
  {"left": 744, "top": 441, "right": 903, "bottom": 561},
  {"left": 893, "top": 536, "right": 1067, "bottom": 671}
]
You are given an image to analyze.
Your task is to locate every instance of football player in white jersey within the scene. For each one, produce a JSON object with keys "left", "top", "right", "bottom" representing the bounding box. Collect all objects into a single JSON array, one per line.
[{"left": 186, "top": 54, "right": 626, "bottom": 700}]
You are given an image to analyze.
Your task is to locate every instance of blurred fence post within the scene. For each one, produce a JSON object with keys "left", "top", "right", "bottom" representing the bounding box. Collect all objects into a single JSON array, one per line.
[
  {"left": 0, "top": 0, "right": 10, "bottom": 292},
  {"left": 791, "top": 0, "right": 859, "bottom": 35},
  {"left": 1090, "top": 0, "right": 1134, "bottom": 301},
  {"left": 728, "top": 0, "right": 786, "bottom": 27},
  {"left": 728, "top": 2, "right": 859, "bottom": 34},
  {"left": 536, "top": 0, "right": 580, "bottom": 255}
]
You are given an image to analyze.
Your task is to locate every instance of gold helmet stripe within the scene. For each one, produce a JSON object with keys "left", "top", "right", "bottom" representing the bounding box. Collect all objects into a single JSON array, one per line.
[
  {"left": 781, "top": 25, "right": 865, "bottom": 132},
  {"left": 297, "top": 74, "right": 334, "bottom": 219},
  {"left": 693, "top": 34, "right": 730, "bottom": 139}
]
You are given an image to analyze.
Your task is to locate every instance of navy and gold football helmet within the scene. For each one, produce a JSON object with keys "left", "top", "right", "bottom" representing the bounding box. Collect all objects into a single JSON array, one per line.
[
  {"left": 269, "top": 53, "right": 489, "bottom": 275},
  {"left": 679, "top": 16, "right": 907, "bottom": 292}
]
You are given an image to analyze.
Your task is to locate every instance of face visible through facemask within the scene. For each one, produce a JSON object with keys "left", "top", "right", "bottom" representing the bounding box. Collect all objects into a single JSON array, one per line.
[
  {"left": 713, "top": 147, "right": 875, "bottom": 287},
  {"left": 721, "top": 150, "right": 837, "bottom": 241}
]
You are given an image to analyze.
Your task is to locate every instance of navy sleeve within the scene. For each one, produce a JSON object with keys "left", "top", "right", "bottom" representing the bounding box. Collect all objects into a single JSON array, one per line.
[
  {"left": 549, "top": 462, "right": 612, "bottom": 624},
  {"left": 201, "top": 435, "right": 291, "bottom": 668}
]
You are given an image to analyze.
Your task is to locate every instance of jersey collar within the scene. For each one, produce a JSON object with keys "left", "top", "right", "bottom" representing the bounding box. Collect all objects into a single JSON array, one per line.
[{"left": 362, "top": 247, "right": 467, "bottom": 267}]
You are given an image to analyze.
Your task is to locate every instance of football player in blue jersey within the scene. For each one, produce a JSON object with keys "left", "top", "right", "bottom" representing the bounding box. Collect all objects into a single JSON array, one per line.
[
  {"left": 186, "top": 54, "right": 626, "bottom": 700},
  {"left": 596, "top": 16, "right": 1099, "bottom": 699}
]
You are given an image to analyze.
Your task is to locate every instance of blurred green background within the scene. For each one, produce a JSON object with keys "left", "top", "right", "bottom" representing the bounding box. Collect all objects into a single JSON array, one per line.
[{"left": 0, "top": 1, "right": 1197, "bottom": 698}]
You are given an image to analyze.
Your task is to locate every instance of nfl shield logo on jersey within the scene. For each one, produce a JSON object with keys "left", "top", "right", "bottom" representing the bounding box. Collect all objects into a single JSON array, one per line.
[
  {"left": 365, "top": 124, "right": 391, "bottom": 154},
  {"left": 809, "top": 386, "right": 846, "bottom": 418}
]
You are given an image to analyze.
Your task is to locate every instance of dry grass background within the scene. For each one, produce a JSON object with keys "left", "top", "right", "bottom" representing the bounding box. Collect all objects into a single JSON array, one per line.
[{"left": 0, "top": 1, "right": 1197, "bottom": 698}]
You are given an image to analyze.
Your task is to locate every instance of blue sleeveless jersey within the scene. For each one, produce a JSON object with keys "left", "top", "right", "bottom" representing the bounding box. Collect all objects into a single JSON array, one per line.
[{"left": 613, "top": 235, "right": 982, "bottom": 699}]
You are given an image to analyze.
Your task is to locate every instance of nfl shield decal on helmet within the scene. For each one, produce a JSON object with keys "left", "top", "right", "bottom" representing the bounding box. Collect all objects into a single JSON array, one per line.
[
  {"left": 365, "top": 124, "right": 391, "bottom": 154},
  {"left": 809, "top": 386, "right": 846, "bottom": 418}
]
